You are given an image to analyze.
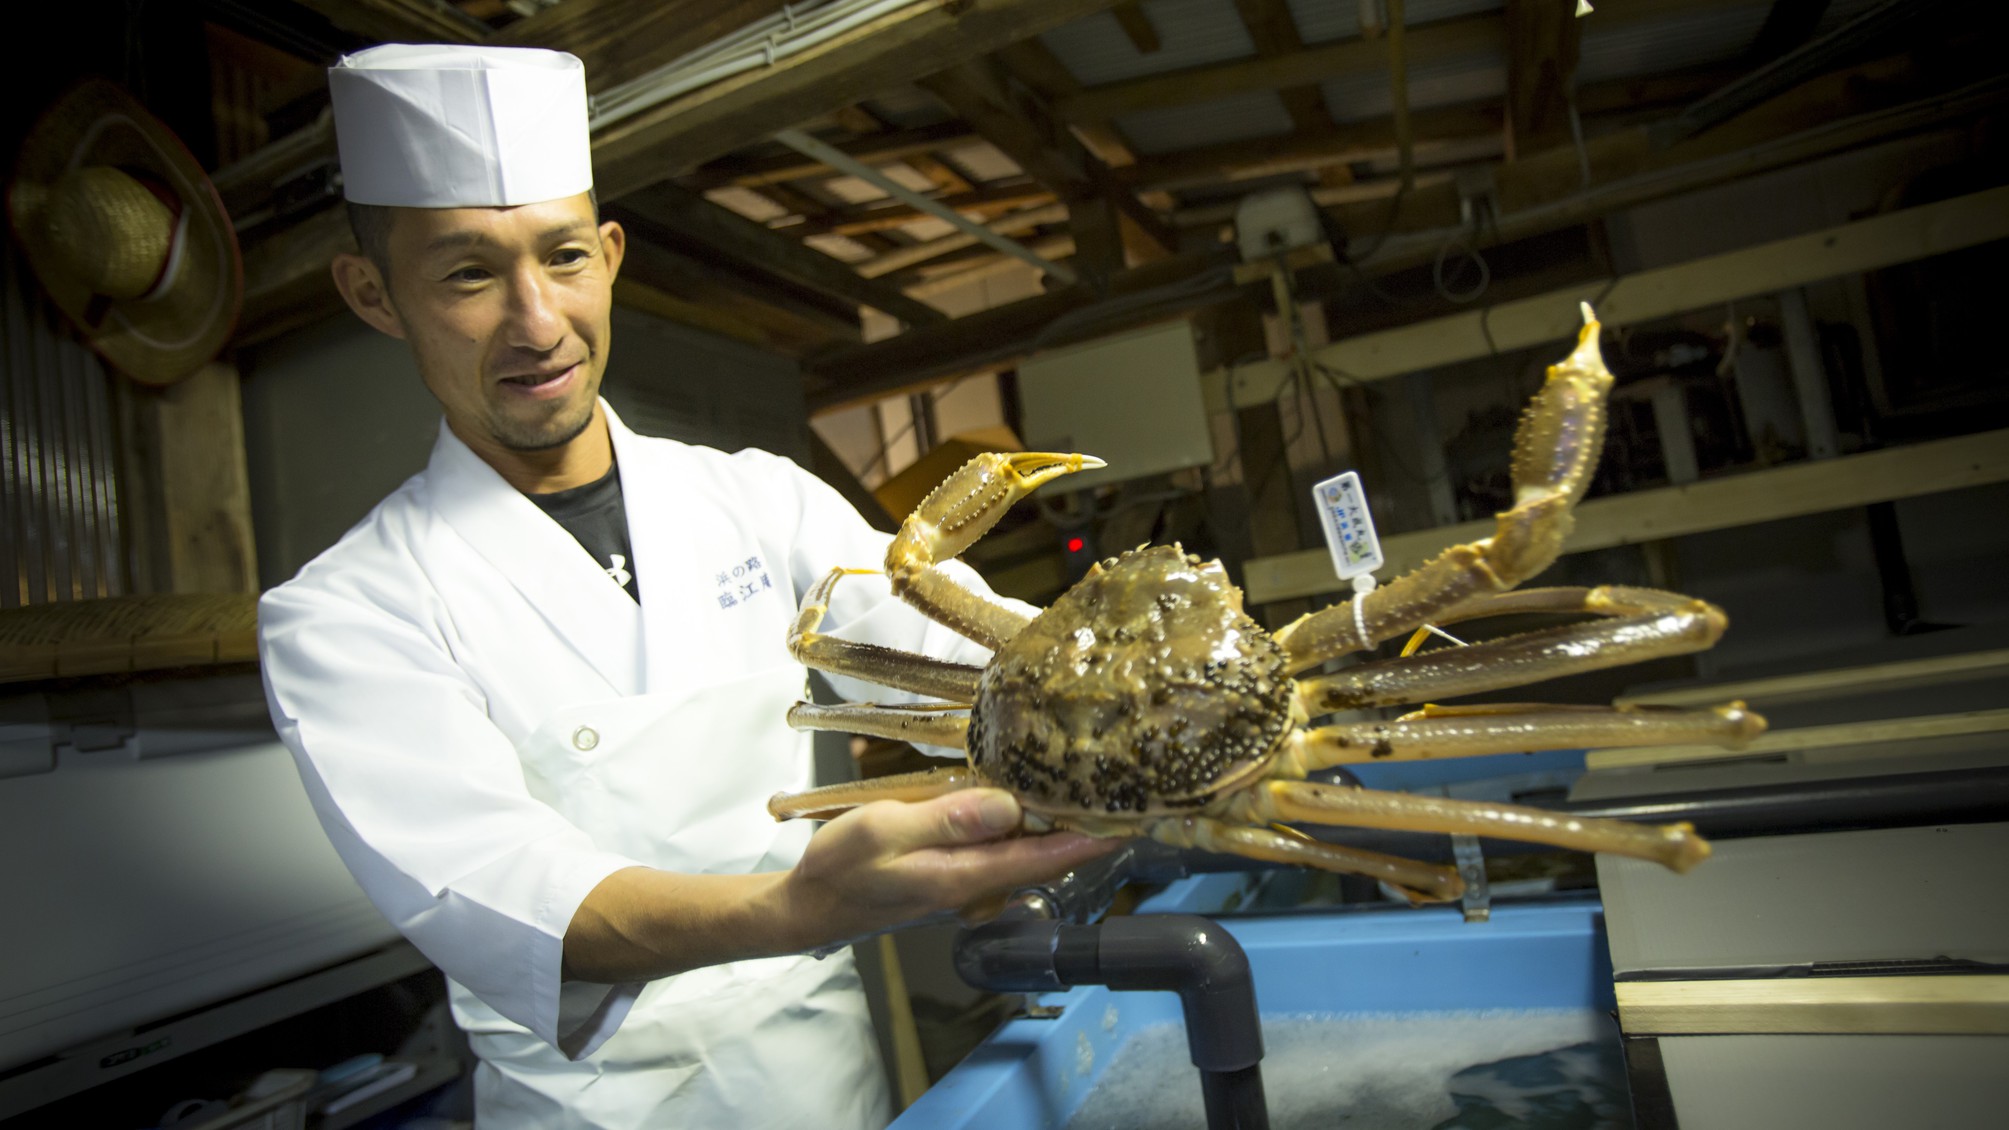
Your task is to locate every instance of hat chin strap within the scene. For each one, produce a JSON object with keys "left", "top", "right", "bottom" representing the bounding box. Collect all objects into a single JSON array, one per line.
[{"left": 137, "top": 195, "right": 191, "bottom": 304}]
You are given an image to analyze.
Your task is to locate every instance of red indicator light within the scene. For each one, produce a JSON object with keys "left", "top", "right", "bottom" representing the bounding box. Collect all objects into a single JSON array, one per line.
[{"left": 1066, "top": 536, "right": 1085, "bottom": 553}]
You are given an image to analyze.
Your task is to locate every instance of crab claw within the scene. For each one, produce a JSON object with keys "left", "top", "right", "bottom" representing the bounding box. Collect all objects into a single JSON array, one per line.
[
  {"left": 1485, "top": 308, "right": 1614, "bottom": 585},
  {"left": 888, "top": 452, "right": 1104, "bottom": 576}
]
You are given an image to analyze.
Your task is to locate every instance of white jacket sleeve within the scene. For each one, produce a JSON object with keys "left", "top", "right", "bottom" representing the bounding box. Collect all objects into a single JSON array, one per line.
[
  {"left": 259, "top": 582, "right": 646, "bottom": 1058},
  {"left": 739, "top": 450, "right": 1036, "bottom": 713}
]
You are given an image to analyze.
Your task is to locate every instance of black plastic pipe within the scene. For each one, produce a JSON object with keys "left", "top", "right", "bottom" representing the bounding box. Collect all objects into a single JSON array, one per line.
[
  {"left": 955, "top": 914, "right": 1269, "bottom": 1130},
  {"left": 1558, "top": 764, "right": 2009, "bottom": 837}
]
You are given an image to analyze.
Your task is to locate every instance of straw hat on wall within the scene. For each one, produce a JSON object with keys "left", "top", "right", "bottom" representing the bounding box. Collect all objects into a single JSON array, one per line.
[{"left": 6, "top": 78, "right": 242, "bottom": 386}]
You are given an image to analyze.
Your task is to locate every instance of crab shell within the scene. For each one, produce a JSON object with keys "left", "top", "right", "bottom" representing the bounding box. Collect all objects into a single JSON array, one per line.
[{"left": 965, "top": 544, "right": 1299, "bottom": 814}]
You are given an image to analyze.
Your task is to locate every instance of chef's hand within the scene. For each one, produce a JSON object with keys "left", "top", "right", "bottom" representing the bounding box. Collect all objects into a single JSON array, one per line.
[{"left": 781, "top": 788, "right": 1120, "bottom": 950}]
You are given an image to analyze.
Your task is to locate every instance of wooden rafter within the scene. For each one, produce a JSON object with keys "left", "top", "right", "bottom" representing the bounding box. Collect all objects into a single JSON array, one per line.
[
  {"left": 682, "top": 123, "right": 979, "bottom": 190},
  {"left": 1058, "top": 11, "right": 1502, "bottom": 124},
  {"left": 287, "top": 0, "right": 489, "bottom": 43},
  {"left": 1503, "top": 0, "right": 1585, "bottom": 157},
  {"left": 801, "top": 58, "right": 2004, "bottom": 404},
  {"left": 1319, "top": 54, "right": 1981, "bottom": 247},
  {"left": 589, "top": 0, "right": 1133, "bottom": 196},
  {"left": 920, "top": 59, "right": 1177, "bottom": 278},
  {"left": 742, "top": 182, "right": 903, "bottom": 255},
  {"left": 847, "top": 203, "right": 1069, "bottom": 278},
  {"left": 904, "top": 153, "right": 975, "bottom": 196},
  {"left": 493, "top": 0, "right": 791, "bottom": 93},
  {"left": 235, "top": 0, "right": 1130, "bottom": 343},
  {"left": 616, "top": 184, "right": 949, "bottom": 326},
  {"left": 614, "top": 252, "right": 859, "bottom": 351},
  {"left": 805, "top": 247, "right": 1238, "bottom": 408},
  {"left": 1119, "top": 102, "right": 1504, "bottom": 194},
  {"left": 1109, "top": 2, "right": 1161, "bottom": 54},
  {"left": 1124, "top": 66, "right": 1732, "bottom": 200},
  {"left": 779, "top": 182, "right": 1057, "bottom": 238},
  {"left": 989, "top": 41, "right": 1168, "bottom": 279},
  {"left": 1233, "top": 0, "right": 1340, "bottom": 137},
  {"left": 994, "top": 38, "right": 1139, "bottom": 169},
  {"left": 1055, "top": 0, "right": 1760, "bottom": 125}
]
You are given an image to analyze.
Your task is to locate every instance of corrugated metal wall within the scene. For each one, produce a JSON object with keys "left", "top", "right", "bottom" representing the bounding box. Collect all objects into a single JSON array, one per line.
[{"left": 0, "top": 236, "right": 127, "bottom": 608}]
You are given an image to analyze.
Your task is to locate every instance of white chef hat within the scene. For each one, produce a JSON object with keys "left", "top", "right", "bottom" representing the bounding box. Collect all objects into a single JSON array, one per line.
[{"left": 328, "top": 44, "right": 592, "bottom": 208}]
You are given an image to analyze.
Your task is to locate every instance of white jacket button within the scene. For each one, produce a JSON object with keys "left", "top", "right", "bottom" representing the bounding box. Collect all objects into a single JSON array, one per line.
[{"left": 572, "top": 725, "right": 600, "bottom": 751}]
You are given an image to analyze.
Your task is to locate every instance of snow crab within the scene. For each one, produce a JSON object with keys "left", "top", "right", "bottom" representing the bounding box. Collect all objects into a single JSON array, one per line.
[{"left": 769, "top": 309, "right": 1763, "bottom": 901}]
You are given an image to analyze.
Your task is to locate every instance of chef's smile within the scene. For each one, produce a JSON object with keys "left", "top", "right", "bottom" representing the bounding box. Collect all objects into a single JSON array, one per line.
[{"left": 497, "top": 359, "right": 584, "bottom": 398}]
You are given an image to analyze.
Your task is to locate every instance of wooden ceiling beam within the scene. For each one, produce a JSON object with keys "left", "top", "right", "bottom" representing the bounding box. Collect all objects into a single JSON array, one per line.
[
  {"left": 1233, "top": 0, "right": 1342, "bottom": 138},
  {"left": 1324, "top": 54, "right": 1981, "bottom": 250},
  {"left": 614, "top": 276, "right": 827, "bottom": 354},
  {"left": 799, "top": 55, "right": 2003, "bottom": 404},
  {"left": 901, "top": 234, "right": 1076, "bottom": 298},
  {"left": 286, "top": 0, "right": 489, "bottom": 43},
  {"left": 805, "top": 247, "right": 1239, "bottom": 408},
  {"left": 1110, "top": 2, "right": 1162, "bottom": 54},
  {"left": 743, "top": 183, "right": 904, "bottom": 254},
  {"left": 237, "top": 0, "right": 1127, "bottom": 341},
  {"left": 1117, "top": 66, "right": 1736, "bottom": 195},
  {"left": 680, "top": 122, "right": 978, "bottom": 190},
  {"left": 853, "top": 202, "right": 1069, "bottom": 278},
  {"left": 615, "top": 183, "right": 949, "bottom": 326},
  {"left": 590, "top": 0, "right": 1134, "bottom": 197},
  {"left": 493, "top": 0, "right": 789, "bottom": 94},
  {"left": 994, "top": 38, "right": 1140, "bottom": 168},
  {"left": 778, "top": 183, "right": 1057, "bottom": 237},
  {"left": 1058, "top": 11, "right": 1502, "bottom": 124},
  {"left": 612, "top": 216, "right": 865, "bottom": 336},
  {"left": 905, "top": 153, "right": 975, "bottom": 196},
  {"left": 614, "top": 249, "right": 859, "bottom": 353},
  {"left": 1056, "top": 0, "right": 1760, "bottom": 125},
  {"left": 1503, "top": 0, "right": 1585, "bottom": 157},
  {"left": 921, "top": 59, "right": 1178, "bottom": 267}
]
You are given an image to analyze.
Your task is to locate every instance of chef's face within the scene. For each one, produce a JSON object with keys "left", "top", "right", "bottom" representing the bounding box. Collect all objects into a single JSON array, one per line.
[{"left": 335, "top": 193, "right": 626, "bottom": 454}]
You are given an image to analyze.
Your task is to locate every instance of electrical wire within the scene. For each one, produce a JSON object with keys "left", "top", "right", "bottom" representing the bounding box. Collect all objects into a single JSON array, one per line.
[
  {"left": 1310, "top": 361, "right": 1443, "bottom": 490},
  {"left": 1431, "top": 233, "right": 1491, "bottom": 304},
  {"left": 1339, "top": 182, "right": 1412, "bottom": 267}
]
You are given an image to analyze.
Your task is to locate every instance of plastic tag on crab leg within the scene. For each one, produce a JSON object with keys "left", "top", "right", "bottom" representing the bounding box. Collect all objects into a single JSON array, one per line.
[{"left": 1313, "top": 470, "right": 1384, "bottom": 581}]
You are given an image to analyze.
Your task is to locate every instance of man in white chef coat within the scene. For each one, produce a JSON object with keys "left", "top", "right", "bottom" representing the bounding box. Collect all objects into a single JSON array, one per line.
[{"left": 257, "top": 44, "right": 1111, "bottom": 1130}]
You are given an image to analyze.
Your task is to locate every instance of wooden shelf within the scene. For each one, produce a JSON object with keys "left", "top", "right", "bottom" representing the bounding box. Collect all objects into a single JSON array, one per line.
[{"left": 1241, "top": 428, "right": 2009, "bottom": 604}]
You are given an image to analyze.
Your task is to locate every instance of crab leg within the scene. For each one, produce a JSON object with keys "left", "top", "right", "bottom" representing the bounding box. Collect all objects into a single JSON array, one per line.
[
  {"left": 1297, "top": 587, "right": 1728, "bottom": 712},
  {"left": 786, "top": 701, "right": 972, "bottom": 748},
  {"left": 1276, "top": 312, "right": 1614, "bottom": 673},
  {"left": 769, "top": 766, "right": 978, "bottom": 820},
  {"left": 1227, "top": 779, "right": 1711, "bottom": 873},
  {"left": 1282, "top": 701, "right": 1763, "bottom": 770},
  {"left": 888, "top": 452, "right": 1104, "bottom": 651},
  {"left": 790, "top": 567, "right": 985, "bottom": 702},
  {"left": 1056, "top": 813, "right": 1464, "bottom": 903}
]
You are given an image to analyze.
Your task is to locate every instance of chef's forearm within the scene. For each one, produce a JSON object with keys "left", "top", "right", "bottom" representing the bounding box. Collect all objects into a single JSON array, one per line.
[
  {"left": 559, "top": 793, "right": 1119, "bottom": 986},
  {"left": 561, "top": 866, "right": 809, "bottom": 983}
]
